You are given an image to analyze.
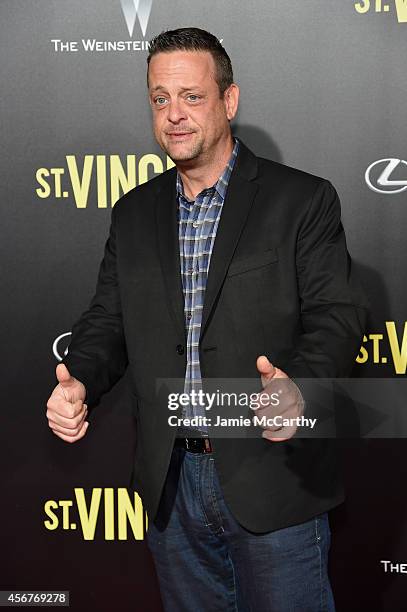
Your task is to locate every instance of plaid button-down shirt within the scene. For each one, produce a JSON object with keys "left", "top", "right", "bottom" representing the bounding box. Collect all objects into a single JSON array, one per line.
[{"left": 177, "top": 138, "right": 239, "bottom": 434}]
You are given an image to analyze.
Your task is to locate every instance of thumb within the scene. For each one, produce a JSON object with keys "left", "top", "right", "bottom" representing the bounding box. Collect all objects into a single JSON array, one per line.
[
  {"left": 256, "top": 355, "right": 276, "bottom": 387},
  {"left": 56, "top": 363, "right": 74, "bottom": 386}
]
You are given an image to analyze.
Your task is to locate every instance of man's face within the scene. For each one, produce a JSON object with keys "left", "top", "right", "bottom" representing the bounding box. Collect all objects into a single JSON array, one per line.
[{"left": 148, "top": 50, "right": 238, "bottom": 163}]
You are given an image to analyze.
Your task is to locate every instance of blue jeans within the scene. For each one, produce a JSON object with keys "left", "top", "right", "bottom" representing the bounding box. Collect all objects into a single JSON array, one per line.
[{"left": 146, "top": 446, "right": 335, "bottom": 612}]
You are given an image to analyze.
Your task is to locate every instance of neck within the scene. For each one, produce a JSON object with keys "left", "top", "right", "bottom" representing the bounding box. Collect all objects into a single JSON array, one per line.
[{"left": 177, "top": 133, "right": 234, "bottom": 200}]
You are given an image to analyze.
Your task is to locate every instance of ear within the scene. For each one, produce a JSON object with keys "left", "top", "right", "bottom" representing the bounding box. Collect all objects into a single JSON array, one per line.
[{"left": 224, "top": 83, "right": 239, "bottom": 121}]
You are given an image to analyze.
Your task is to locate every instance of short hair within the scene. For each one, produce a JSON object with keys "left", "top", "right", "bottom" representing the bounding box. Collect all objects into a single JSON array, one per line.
[{"left": 147, "top": 27, "right": 234, "bottom": 96}]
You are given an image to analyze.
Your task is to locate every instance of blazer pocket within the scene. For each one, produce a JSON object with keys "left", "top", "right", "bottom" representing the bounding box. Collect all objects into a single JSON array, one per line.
[{"left": 226, "top": 248, "right": 278, "bottom": 277}]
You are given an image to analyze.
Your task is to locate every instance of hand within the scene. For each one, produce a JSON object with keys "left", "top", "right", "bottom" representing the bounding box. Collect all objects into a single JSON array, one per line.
[
  {"left": 254, "top": 355, "right": 304, "bottom": 442},
  {"left": 46, "top": 363, "right": 89, "bottom": 443}
]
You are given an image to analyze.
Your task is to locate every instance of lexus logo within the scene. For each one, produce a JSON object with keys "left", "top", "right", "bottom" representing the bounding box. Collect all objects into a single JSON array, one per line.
[
  {"left": 120, "top": 0, "right": 153, "bottom": 37},
  {"left": 53, "top": 332, "right": 71, "bottom": 361},
  {"left": 365, "top": 158, "right": 407, "bottom": 195}
]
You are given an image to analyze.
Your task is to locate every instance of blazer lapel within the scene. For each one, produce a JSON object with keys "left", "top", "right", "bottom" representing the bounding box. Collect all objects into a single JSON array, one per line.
[
  {"left": 155, "top": 169, "right": 186, "bottom": 342},
  {"left": 154, "top": 139, "right": 259, "bottom": 344},
  {"left": 200, "top": 140, "right": 259, "bottom": 339}
]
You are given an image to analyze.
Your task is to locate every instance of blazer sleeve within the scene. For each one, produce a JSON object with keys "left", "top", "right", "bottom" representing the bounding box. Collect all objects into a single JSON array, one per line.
[
  {"left": 61, "top": 203, "right": 128, "bottom": 407},
  {"left": 282, "top": 179, "right": 369, "bottom": 381}
]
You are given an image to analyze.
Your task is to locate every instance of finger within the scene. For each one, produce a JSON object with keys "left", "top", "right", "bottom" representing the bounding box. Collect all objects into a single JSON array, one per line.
[
  {"left": 63, "top": 399, "right": 87, "bottom": 419},
  {"left": 251, "top": 404, "right": 280, "bottom": 423},
  {"left": 261, "top": 380, "right": 301, "bottom": 412},
  {"left": 262, "top": 425, "right": 297, "bottom": 442},
  {"left": 47, "top": 407, "right": 88, "bottom": 431},
  {"left": 258, "top": 417, "right": 284, "bottom": 431},
  {"left": 52, "top": 420, "right": 90, "bottom": 444},
  {"left": 252, "top": 387, "right": 285, "bottom": 410},
  {"left": 255, "top": 405, "right": 300, "bottom": 432},
  {"left": 255, "top": 393, "right": 299, "bottom": 414},
  {"left": 55, "top": 364, "right": 85, "bottom": 404},
  {"left": 47, "top": 398, "right": 86, "bottom": 421},
  {"left": 48, "top": 412, "right": 87, "bottom": 437},
  {"left": 256, "top": 355, "right": 276, "bottom": 385},
  {"left": 262, "top": 429, "right": 287, "bottom": 442},
  {"left": 56, "top": 363, "right": 74, "bottom": 385},
  {"left": 57, "top": 398, "right": 87, "bottom": 420},
  {"left": 46, "top": 395, "right": 69, "bottom": 419},
  {"left": 250, "top": 390, "right": 270, "bottom": 411},
  {"left": 270, "top": 367, "right": 289, "bottom": 379},
  {"left": 256, "top": 355, "right": 275, "bottom": 374}
]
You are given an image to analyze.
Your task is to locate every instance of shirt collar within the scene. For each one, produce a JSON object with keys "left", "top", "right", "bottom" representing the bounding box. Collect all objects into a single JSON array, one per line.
[{"left": 176, "top": 137, "right": 240, "bottom": 206}]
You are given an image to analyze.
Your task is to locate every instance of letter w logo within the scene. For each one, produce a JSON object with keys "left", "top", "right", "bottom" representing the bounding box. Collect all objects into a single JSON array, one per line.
[{"left": 120, "top": 0, "right": 153, "bottom": 37}]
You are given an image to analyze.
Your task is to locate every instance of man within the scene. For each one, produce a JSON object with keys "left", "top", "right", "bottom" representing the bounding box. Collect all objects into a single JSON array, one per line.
[{"left": 46, "top": 28, "right": 367, "bottom": 611}]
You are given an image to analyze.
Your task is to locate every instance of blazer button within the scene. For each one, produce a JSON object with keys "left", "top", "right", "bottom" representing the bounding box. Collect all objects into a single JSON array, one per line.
[{"left": 176, "top": 344, "right": 185, "bottom": 355}]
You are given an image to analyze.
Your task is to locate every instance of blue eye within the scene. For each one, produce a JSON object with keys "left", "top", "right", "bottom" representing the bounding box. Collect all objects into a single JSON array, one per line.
[{"left": 155, "top": 97, "right": 167, "bottom": 105}]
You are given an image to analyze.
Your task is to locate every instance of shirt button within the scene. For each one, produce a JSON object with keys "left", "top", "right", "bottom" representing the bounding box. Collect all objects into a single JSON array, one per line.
[
  {"left": 186, "top": 312, "right": 192, "bottom": 320},
  {"left": 192, "top": 220, "right": 200, "bottom": 229},
  {"left": 176, "top": 344, "right": 185, "bottom": 355}
]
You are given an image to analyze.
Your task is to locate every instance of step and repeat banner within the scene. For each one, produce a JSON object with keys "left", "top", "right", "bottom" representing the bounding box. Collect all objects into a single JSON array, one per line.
[{"left": 1, "top": 1, "right": 406, "bottom": 610}]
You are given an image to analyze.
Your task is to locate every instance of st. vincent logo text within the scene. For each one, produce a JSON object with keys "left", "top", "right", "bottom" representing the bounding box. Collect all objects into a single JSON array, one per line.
[
  {"left": 44, "top": 488, "right": 148, "bottom": 540},
  {"left": 35, "top": 153, "right": 175, "bottom": 208},
  {"left": 355, "top": 0, "right": 407, "bottom": 22}
]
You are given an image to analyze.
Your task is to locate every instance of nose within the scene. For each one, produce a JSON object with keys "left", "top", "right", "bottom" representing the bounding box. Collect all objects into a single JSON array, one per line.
[{"left": 167, "top": 99, "right": 187, "bottom": 124}]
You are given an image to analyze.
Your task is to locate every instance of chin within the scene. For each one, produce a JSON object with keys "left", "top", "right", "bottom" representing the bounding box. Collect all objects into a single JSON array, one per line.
[
  {"left": 169, "top": 152, "right": 199, "bottom": 162},
  {"left": 165, "top": 145, "right": 201, "bottom": 163}
]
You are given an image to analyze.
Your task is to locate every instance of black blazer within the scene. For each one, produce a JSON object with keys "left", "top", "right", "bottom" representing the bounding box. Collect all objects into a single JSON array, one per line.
[{"left": 63, "top": 138, "right": 368, "bottom": 533}]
